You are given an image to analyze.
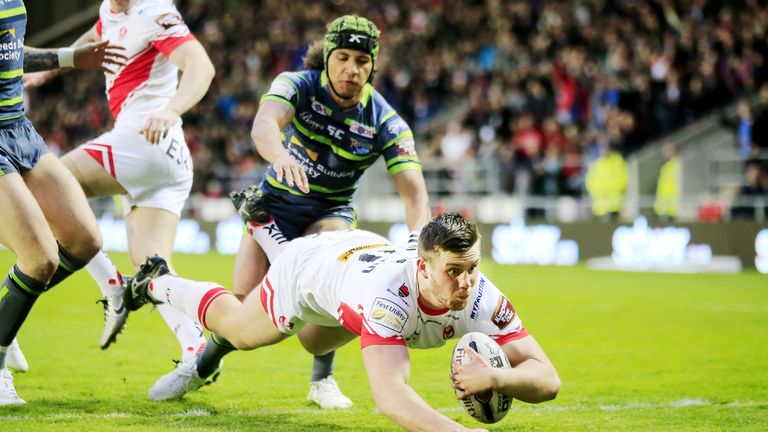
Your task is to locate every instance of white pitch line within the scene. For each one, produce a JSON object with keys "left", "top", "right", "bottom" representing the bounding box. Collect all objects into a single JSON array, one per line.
[{"left": 1, "top": 399, "right": 765, "bottom": 421}]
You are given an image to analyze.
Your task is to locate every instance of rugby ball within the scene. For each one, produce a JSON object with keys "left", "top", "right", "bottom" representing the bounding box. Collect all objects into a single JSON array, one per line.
[{"left": 451, "top": 332, "right": 512, "bottom": 424}]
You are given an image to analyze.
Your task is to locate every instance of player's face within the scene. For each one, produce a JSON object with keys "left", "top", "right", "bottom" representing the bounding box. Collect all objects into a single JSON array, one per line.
[
  {"left": 423, "top": 243, "right": 481, "bottom": 311},
  {"left": 327, "top": 48, "right": 373, "bottom": 106}
]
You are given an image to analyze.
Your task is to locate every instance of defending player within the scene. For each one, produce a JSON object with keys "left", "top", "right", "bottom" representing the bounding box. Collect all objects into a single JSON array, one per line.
[
  {"left": 165, "top": 14, "right": 430, "bottom": 407},
  {"left": 19, "top": 0, "right": 215, "bottom": 373},
  {"left": 0, "top": 0, "right": 128, "bottom": 405},
  {"left": 124, "top": 213, "right": 560, "bottom": 430}
]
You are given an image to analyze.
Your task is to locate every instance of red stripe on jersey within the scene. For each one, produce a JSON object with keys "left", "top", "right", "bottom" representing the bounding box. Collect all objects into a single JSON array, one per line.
[
  {"left": 95, "top": 19, "right": 102, "bottom": 37},
  {"left": 361, "top": 333, "right": 405, "bottom": 349},
  {"left": 337, "top": 302, "right": 362, "bottom": 335},
  {"left": 107, "top": 47, "right": 159, "bottom": 120},
  {"left": 493, "top": 328, "right": 530, "bottom": 347},
  {"left": 338, "top": 302, "right": 405, "bottom": 348},
  {"left": 153, "top": 34, "right": 196, "bottom": 58},
  {"left": 83, "top": 143, "right": 116, "bottom": 177},
  {"left": 197, "top": 287, "right": 229, "bottom": 330},
  {"left": 261, "top": 277, "right": 278, "bottom": 329}
]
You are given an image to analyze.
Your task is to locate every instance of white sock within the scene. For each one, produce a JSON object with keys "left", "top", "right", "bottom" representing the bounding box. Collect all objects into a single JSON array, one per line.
[
  {"left": 86, "top": 250, "right": 124, "bottom": 307},
  {"left": 156, "top": 304, "right": 208, "bottom": 364},
  {"left": 149, "top": 275, "right": 231, "bottom": 331},
  {"left": 246, "top": 217, "right": 289, "bottom": 262}
]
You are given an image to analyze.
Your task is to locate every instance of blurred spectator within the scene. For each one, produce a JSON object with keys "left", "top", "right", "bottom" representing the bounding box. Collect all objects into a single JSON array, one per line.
[
  {"left": 585, "top": 143, "right": 627, "bottom": 221},
  {"left": 731, "top": 162, "right": 767, "bottom": 220},
  {"left": 24, "top": 0, "right": 768, "bottom": 200},
  {"left": 654, "top": 143, "right": 681, "bottom": 223}
]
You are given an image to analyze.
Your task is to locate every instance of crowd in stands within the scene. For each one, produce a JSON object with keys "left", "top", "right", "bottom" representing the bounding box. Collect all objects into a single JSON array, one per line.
[{"left": 25, "top": 0, "right": 768, "bottom": 204}]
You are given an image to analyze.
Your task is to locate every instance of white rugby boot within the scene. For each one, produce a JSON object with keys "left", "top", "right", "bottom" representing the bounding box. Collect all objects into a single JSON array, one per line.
[
  {"left": 148, "top": 359, "right": 221, "bottom": 401},
  {"left": 0, "top": 368, "right": 24, "bottom": 406},
  {"left": 6, "top": 338, "right": 28, "bottom": 373},
  {"left": 98, "top": 283, "right": 129, "bottom": 349},
  {"left": 307, "top": 376, "right": 353, "bottom": 409}
]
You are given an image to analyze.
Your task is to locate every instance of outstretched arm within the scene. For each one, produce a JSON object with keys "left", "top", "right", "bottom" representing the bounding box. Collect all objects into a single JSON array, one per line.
[
  {"left": 23, "top": 25, "right": 126, "bottom": 83},
  {"left": 141, "top": 39, "right": 214, "bottom": 144},
  {"left": 452, "top": 335, "right": 560, "bottom": 404},
  {"left": 363, "top": 344, "right": 484, "bottom": 432},
  {"left": 250, "top": 99, "right": 308, "bottom": 193},
  {"left": 392, "top": 169, "right": 431, "bottom": 233}
]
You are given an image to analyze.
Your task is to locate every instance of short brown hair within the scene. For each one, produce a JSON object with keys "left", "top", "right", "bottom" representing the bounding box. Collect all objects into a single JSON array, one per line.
[{"left": 418, "top": 213, "right": 480, "bottom": 257}]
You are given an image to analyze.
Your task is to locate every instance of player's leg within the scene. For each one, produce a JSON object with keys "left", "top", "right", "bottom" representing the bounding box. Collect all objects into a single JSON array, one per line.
[
  {"left": 137, "top": 269, "right": 286, "bottom": 400},
  {"left": 25, "top": 154, "right": 102, "bottom": 286},
  {"left": 190, "top": 233, "right": 270, "bottom": 383},
  {"left": 302, "top": 216, "right": 353, "bottom": 409},
  {"left": 0, "top": 152, "right": 100, "bottom": 404},
  {"left": 0, "top": 173, "right": 55, "bottom": 405},
  {"left": 125, "top": 206, "right": 207, "bottom": 363},
  {"left": 61, "top": 144, "right": 133, "bottom": 349}
]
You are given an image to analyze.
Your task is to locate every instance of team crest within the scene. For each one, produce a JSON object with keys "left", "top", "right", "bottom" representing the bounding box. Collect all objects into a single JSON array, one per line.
[
  {"left": 311, "top": 100, "right": 331, "bottom": 116},
  {"left": 442, "top": 326, "right": 455, "bottom": 340},
  {"left": 397, "top": 283, "right": 409, "bottom": 297}
]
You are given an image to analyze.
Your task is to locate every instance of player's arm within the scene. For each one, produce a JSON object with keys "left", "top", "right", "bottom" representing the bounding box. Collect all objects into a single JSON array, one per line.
[
  {"left": 23, "top": 25, "right": 125, "bottom": 83},
  {"left": 142, "top": 40, "right": 214, "bottom": 144},
  {"left": 363, "top": 344, "right": 481, "bottom": 432},
  {"left": 392, "top": 169, "right": 431, "bottom": 233},
  {"left": 251, "top": 99, "right": 309, "bottom": 193},
  {"left": 452, "top": 335, "right": 560, "bottom": 404}
]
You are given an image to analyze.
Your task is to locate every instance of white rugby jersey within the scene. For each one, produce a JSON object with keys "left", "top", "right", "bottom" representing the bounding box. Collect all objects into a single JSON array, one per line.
[
  {"left": 96, "top": 0, "right": 195, "bottom": 124},
  {"left": 285, "top": 230, "right": 529, "bottom": 349}
]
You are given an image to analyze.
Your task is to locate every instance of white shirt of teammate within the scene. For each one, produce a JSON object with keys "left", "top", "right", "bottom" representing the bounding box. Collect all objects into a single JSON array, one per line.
[
  {"left": 262, "top": 229, "right": 529, "bottom": 350},
  {"left": 96, "top": 0, "right": 195, "bottom": 126}
]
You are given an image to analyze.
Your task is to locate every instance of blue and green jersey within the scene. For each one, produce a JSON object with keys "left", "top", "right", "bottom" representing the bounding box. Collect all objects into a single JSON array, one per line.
[
  {"left": 259, "top": 69, "right": 421, "bottom": 204},
  {"left": 0, "top": 0, "right": 26, "bottom": 127}
]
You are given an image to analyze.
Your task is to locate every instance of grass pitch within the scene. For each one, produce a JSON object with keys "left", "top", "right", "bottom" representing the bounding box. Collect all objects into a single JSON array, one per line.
[{"left": 0, "top": 250, "right": 766, "bottom": 431}]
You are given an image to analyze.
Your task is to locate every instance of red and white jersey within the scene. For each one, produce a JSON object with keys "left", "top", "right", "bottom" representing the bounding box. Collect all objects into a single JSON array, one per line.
[
  {"left": 96, "top": 0, "right": 196, "bottom": 125},
  {"left": 273, "top": 230, "right": 529, "bottom": 350}
]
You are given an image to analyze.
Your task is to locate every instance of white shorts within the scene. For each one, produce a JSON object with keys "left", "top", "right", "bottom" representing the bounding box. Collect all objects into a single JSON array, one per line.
[
  {"left": 259, "top": 236, "right": 341, "bottom": 335},
  {"left": 82, "top": 121, "right": 193, "bottom": 217}
]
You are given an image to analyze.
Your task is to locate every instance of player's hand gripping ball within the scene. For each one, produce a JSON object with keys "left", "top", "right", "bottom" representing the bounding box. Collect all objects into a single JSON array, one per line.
[{"left": 451, "top": 332, "right": 512, "bottom": 424}]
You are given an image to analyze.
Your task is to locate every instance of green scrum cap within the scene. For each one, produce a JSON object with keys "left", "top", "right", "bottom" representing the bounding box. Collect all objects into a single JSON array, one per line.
[{"left": 323, "top": 15, "right": 381, "bottom": 67}]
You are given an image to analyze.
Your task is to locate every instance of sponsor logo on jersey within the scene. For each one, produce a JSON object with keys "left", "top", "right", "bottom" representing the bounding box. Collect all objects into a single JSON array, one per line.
[
  {"left": 397, "top": 283, "right": 409, "bottom": 297},
  {"left": 349, "top": 120, "right": 374, "bottom": 139},
  {"left": 442, "top": 325, "right": 455, "bottom": 339},
  {"left": 155, "top": 13, "right": 183, "bottom": 29},
  {"left": 336, "top": 243, "right": 389, "bottom": 262},
  {"left": 369, "top": 297, "right": 408, "bottom": 333},
  {"left": 470, "top": 278, "right": 486, "bottom": 320},
  {"left": 349, "top": 137, "right": 374, "bottom": 156},
  {"left": 311, "top": 100, "right": 330, "bottom": 116},
  {"left": 270, "top": 79, "right": 297, "bottom": 102},
  {"left": 492, "top": 296, "right": 515, "bottom": 330},
  {"left": 327, "top": 124, "right": 345, "bottom": 140},
  {"left": 386, "top": 118, "right": 408, "bottom": 136},
  {"left": 395, "top": 138, "right": 417, "bottom": 157},
  {"left": 298, "top": 111, "right": 324, "bottom": 132},
  {"left": 118, "top": 26, "right": 128, "bottom": 40}
]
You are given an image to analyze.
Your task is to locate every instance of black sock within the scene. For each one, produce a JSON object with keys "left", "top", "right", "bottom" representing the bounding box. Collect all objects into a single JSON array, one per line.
[
  {"left": 0, "top": 266, "right": 46, "bottom": 368},
  {"left": 196, "top": 333, "right": 235, "bottom": 378},
  {"left": 47, "top": 244, "right": 87, "bottom": 289},
  {"left": 311, "top": 351, "right": 336, "bottom": 382}
]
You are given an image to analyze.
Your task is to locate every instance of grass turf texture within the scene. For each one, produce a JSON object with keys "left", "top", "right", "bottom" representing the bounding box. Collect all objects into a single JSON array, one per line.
[{"left": 0, "top": 250, "right": 765, "bottom": 431}]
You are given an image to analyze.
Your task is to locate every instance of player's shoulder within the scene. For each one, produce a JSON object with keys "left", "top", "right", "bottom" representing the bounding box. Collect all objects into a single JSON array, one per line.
[
  {"left": 132, "top": 0, "right": 184, "bottom": 26},
  {"left": 274, "top": 70, "right": 316, "bottom": 88}
]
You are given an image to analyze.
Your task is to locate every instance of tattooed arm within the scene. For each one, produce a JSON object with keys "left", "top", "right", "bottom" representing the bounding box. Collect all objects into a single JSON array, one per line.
[{"left": 22, "top": 47, "right": 59, "bottom": 72}]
